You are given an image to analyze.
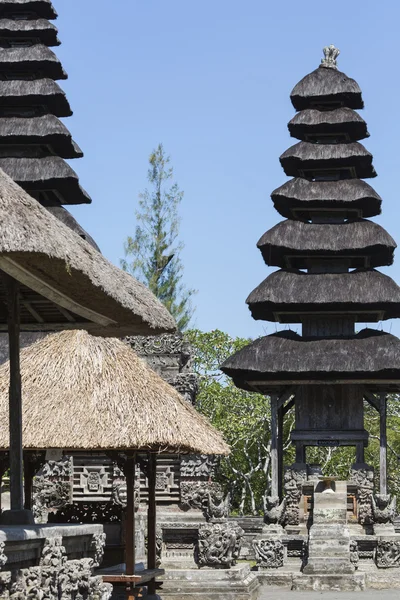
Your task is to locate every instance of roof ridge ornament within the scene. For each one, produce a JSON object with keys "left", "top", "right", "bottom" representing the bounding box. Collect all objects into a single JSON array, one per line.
[{"left": 320, "top": 44, "right": 340, "bottom": 70}]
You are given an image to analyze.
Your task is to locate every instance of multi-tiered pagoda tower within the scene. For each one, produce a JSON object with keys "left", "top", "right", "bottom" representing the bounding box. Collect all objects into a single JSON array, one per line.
[
  {"left": 0, "top": 0, "right": 97, "bottom": 245},
  {"left": 222, "top": 47, "right": 400, "bottom": 584}
]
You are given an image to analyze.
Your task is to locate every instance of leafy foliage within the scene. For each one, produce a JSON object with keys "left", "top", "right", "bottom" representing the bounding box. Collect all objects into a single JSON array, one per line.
[{"left": 121, "top": 143, "right": 195, "bottom": 330}]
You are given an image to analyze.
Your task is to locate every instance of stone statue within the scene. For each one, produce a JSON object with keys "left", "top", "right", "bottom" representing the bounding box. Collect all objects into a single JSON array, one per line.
[
  {"left": 283, "top": 465, "right": 307, "bottom": 525},
  {"left": 195, "top": 522, "right": 244, "bottom": 569},
  {"left": 321, "top": 44, "right": 340, "bottom": 69},
  {"left": 263, "top": 495, "right": 286, "bottom": 526},
  {"left": 372, "top": 494, "right": 397, "bottom": 524},
  {"left": 205, "top": 490, "right": 230, "bottom": 522},
  {"left": 350, "top": 466, "right": 374, "bottom": 525}
]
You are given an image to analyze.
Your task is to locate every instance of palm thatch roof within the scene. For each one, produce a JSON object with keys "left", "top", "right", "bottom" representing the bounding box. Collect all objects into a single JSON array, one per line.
[
  {"left": 280, "top": 141, "right": 376, "bottom": 179},
  {"left": 0, "top": 45, "right": 66, "bottom": 80},
  {"left": 288, "top": 108, "right": 368, "bottom": 141},
  {"left": 0, "top": 330, "right": 229, "bottom": 455},
  {"left": 271, "top": 178, "right": 381, "bottom": 219},
  {"left": 45, "top": 205, "right": 100, "bottom": 251},
  {"left": 257, "top": 219, "right": 396, "bottom": 269},
  {"left": 247, "top": 269, "right": 400, "bottom": 322},
  {"left": 0, "top": 0, "right": 57, "bottom": 19},
  {"left": 290, "top": 67, "right": 363, "bottom": 110},
  {"left": 0, "top": 115, "right": 82, "bottom": 158},
  {"left": 0, "top": 157, "right": 91, "bottom": 205},
  {"left": 0, "top": 167, "right": 176, "bottom": 336},
  {"left": 0, "top": 79, "right": 71, "bottom": 118},
  {"left": 0, "top": 18, "right": 59, "bottom": 46},
  {"left": 221, "top": 329, "right": 400, "bottom": 392}
]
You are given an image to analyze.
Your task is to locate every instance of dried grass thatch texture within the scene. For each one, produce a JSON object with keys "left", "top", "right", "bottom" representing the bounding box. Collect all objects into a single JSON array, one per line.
[
  {"left": 0, "top": 18, "right": 59, "bottom": 45},
  {"left": 0, "top": 168, "right": 176, "bottom": 335},
  {"left": 0, "top": 0, "right": 57, "bottom": 19},
  {"left": 221, "top": 329, "right": 400, "bottom": 391},
  {"left": 0, "top": 116, "right": 82, "bottom": 158},
  {"left": 247, "top": 269, "right": 400, "bottom": 322},
  {"left": 271, "top": 178, "right": 381, "bottom": 219},
  {"left": 290, "top": 67, "right": 363, "bottom": 110},
  {"left": 280, "top": 141, "right": 376, "bottom": 178},
  {"left": 0, "top": 330, "right": 229, "bottom": 455},
  {"left": 257, "top": 219, "right": 396, "bottom": 268},
  {"left": 0, "top": 79, "right": 71, "bottom": 117},
  {"left": 45, "top": 206, "right": 100, "bottom": 251},
  {"left": 288, "top": 107, "right": 368, "bottom": 141},
  {"left": 0, "top": 44, "right": 66, "bottom": 79}
]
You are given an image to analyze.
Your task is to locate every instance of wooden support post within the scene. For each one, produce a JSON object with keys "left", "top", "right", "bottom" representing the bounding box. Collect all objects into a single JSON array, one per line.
[
  {"left": 278, "top": 405, "right": 284, "bottom": 501},
  {"left": 380, "top": 394, "right": 387, "bottom": 495},
  {"left": 125, "top": 453, "right": 136, "bottom": 600},
  {"left": 4, "top": 275, "right": 23, "bottom": 513},
  {"left": 270, "top": 395, "right": 278, "bottom": 498},
  {"left": 147, "top": 453, "right": 157, "bottom": 596},
  {"left": 23, "top": 455, "right": 33, "bottom": 511}
]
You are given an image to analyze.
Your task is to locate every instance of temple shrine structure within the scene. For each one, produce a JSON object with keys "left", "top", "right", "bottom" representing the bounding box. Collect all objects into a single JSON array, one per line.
[{"left": 222, "top": 46, "right": 400, "bottom": 589}]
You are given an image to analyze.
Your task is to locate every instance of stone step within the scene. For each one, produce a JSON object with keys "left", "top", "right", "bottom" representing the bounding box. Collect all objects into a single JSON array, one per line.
[
  {"left": 303, "top": 557, "right": 355, "bottom": 575},
  {"left": 163, "top": 564, "right": 252, "bottom": 582},
  {"left": 292, "top": 572, "right": 366, "bottom": 591}
]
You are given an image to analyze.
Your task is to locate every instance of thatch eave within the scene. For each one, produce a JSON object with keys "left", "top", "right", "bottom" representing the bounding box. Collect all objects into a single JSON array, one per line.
[
  {"left": 0, "top": 18, "right": 59, "bottom": 46},
  {"left": 257, "top": 219, "right": 396, "bottom": 269},
  {"left": 271, "top": 178, "right": 382, "bottom": 219},
  {"left": 290, "top": 67, "right": 363, "bottom": 110},
  {"left": 0, "top": 331, "right": 229, "bottom": 455},
  {"left": 280, "top": 141, "right": 376, "bottom": 179},
  {"left": 221, "top": 329, "right": 400, "bottom": 393},
  {"left": 247, "top": 269, "right": 400, "bottom": 322},
  {"left": 0, "top": 44, "right": 66, "bottom": 80},
  {"left": 45, "top": 205, "right": 100, "bottom": 252},
  {"left": 0, "top": 0, "right": 57, "bottom": 20},
  {"left": 0, "top": 78, "right": 71, "bottom": 117},
  {"left": 288, "top": 107, "right": 368, "bottom": 141}
]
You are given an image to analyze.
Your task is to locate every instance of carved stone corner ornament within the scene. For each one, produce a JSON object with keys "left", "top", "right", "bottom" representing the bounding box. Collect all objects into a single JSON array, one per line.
[
  {"left": 372, "top": 494, "right": 397, "bottom": 525},
  {"left": 321, "top": 44, "right": 340, "bottom": 69},
  {"left": 253, "top": 539, "right": 284, "bottom": 569},
  {"left": 195, "top": 521, "right": 244, "bottom": 568},
  {"left": 376, "top": 540, "right": 400, "bottom": 568}
]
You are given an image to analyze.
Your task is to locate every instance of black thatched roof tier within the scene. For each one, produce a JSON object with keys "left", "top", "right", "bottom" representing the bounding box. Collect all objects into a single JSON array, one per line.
[
  {"left": 0, "top": 156, "right": 91, "bottom": 205},
  {"left": 0, "top": 79, "right": 71, "bottom": 117},
  {"left": 290, "top": 67, "right": 363, "bottom": 111},
  {"left": 0, "top": 0, "right": 57, "bottom": 19},
  {"left": 247, "top": 269, "right": 400, "bottom": 322},
  {"left": 0, "top": 18, "right": 59, "bottom": 46},
  {"left": 257, "top": 219, "right": 396, "bottom": 269},
  {"left": 45, "top": 205, "right": 100, "bottom": 252},
  {"left": 288, "top": 108, "right": 368, "bottom": 142},
  {"left": 0, "top": 115, "right": 82, "bottom": 158},
  {"left": 280, "top": 141, "right": 376, "bottom": 179},
  {"left": 0, "top": 44, "right": 66, "bottom": 79},
  {"left": 221, "top": 329, "right": 400, "bottom": 392},
  {"left": 271, "top": 178, "right": 381, "bottom": 219}
]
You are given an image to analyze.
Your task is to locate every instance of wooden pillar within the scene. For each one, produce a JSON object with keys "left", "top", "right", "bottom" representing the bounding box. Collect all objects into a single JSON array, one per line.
[
  {"left": 125, "top": 454, "right": 136, "bottom": 584},
  {"left": 278, "top": 405, "right": 284, "bottom": 501},
  {"left": 380, "top": 394, "right": 387, "bottom": 495},
  {"left": 4, "top": 275, "right": 23, "bottom": 512},
  {"left": 270, "top": 394, "right": 279, "bottom": 498},
  {"left": 356, "top": 442, "right": 364, "bottom": 464},
  {"left": 147, "top": 453, "right": 157, "bottom": 595},
  {"left": 23, "top": 455, "right": 33, "bottom": 511}
]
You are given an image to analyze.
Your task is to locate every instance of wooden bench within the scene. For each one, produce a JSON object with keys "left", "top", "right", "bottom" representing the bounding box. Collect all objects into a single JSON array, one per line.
[{"left": 98, "top": 564, "right": 164, "bottom": 599}]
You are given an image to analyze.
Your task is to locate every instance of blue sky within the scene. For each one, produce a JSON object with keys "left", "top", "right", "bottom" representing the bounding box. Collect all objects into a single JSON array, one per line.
[{"left": 56, "top": 0, "right": 400, "bottom": 338}]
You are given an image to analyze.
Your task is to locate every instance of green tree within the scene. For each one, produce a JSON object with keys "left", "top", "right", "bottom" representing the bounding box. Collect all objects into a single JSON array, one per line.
[{"left": 121, "top": 143, "right": 195, "bottom": 330}]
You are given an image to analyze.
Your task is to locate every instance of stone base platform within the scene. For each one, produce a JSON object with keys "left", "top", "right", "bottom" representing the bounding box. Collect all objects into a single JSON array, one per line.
[{"left": 159, "top": 563, "right": 259, "bottom": 600}]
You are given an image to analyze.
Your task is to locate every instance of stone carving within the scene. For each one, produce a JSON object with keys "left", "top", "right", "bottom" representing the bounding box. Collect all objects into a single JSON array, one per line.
[
  {"left": 111, "top": 464, "right": 140, "bottom": 508},
  {"left": 264, "top": 495, "right": 286, "bottom": 526},
  {"left": 33, "top": 478, "right": 72, "bottom": 523},
  {"left": 321, "top": 44, "right": 340, "bottom": 69},
  {"left": 253, "top": 539, "right": 284, "bottom": 569},
  {"left": 40, "top": 536, "right": 66, "bottom": 568},
  {"left": 376, "top": 540, "right": 400, "bottom": 568},
  {"left": 168, "top": 373, "right": 199, "bottom": 405},
  {"left": 156, "top": 524, "right": 163, "bottom": 568},
  {"left": 283, "top": 466, "right": 307, "bottom": 526},
  {"left": 41, "top": 456, "right": 73, "bottom": 478},
  {"left": 350, "top": 541, "right": 359, "bottom": 569},
  {"left": 195, "top": 521, "right": 244, "bottom": 569},
  {"left": 0, "top": 542, "right": 7, "bottom": 570},
  {"left": 350, "top": 466, "right": 374, "bottom": 525},
  {"left": 180, "top": 455, "right": 217, "bottom": 479},
  {"left": 49, "top": 502, "right": 123, "bottom": 524},
  {"left": 128, "top": 334, "right": 185, "bottom": 357},
  {"left": 205, "top": 491, "right": 230, "bottom": 522},
  {"left": 90, "top": 533, "right": 106, "bottom": 568},
  {"left": 179, "top": 481, "right": 222, "bottom": 511},
  {"left": 372, "top": 494, "right": 397, "bottom": 524}
]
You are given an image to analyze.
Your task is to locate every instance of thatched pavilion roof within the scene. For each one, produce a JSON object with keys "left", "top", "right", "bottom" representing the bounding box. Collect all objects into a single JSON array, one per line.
[
  {"left": 0, "top": 45, "right": 66, "bottom": 80},
  {"left": 45, "top": 205, "right": 100, "bottom": 251},
  {"left": 257, "top": 219, "right": 396, "bottom": 269},
  {"left": 0, "top": 168, "right": 176, "bottom": 335},
  {"left": 0, "top": 18, "right": 59, "bottom": 46},
  {"left": 221, "top": 329, "right": 400, "bottom": 393},
  {"left": 0, "top": 79, "right": 71, "bottom": 117},
  {"left": 0, "top": 330, "right": 229, "bottom": 455},
  {"left": 288, "top": 108, "right": 368, "bottom": 141},
  {"left": 280, "top": 141, "right": 376, "bottom": 179},
  {"left": 0, "top": 115, "right": 82, "bottom": 158},
  {"left": 0, "top": 0, "right": 57, "bottom": 19},
  {"left": 290, "top": 67, "right": 363, "bottom": 110},
  {"left": 247, "top": 269, "right": 400, "bottom": 322}
]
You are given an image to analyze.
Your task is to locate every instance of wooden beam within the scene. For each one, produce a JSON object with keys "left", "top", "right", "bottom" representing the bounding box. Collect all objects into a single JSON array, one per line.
[
  {"left": 277, "top": 386, "right": 297, "bottom": 409},
  {"left": 380, "top": 393, "right": 387, "bottom": 495},
  {"left": 125, "top": 454, "right": 136, "bottom": 582},
  {"left": 270, "top": 394, "right": 279, "bottom": 498},
  {"left": 278, "top": 405, "right": 284, "bottom": 501},
  {"left": 21, "top": 299, "right": 44, "bottom": 323},
  {"left": 147, "top": 453, "right": 157, "bottom": 596},
  {"left": 283, "top": 397, "right": 296, "bottom": 416},
  {"left": 56, "top": 305, "right": 76, "bottom": 323},
  {"left": 362, "top": 387, "right": 380, "bottom": 412},
  {"left": 0, "top": 257, "right": 116, "bottom": 327},
  {"left": 3, "top": 274, "right": 23, "bottom": 512}
]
